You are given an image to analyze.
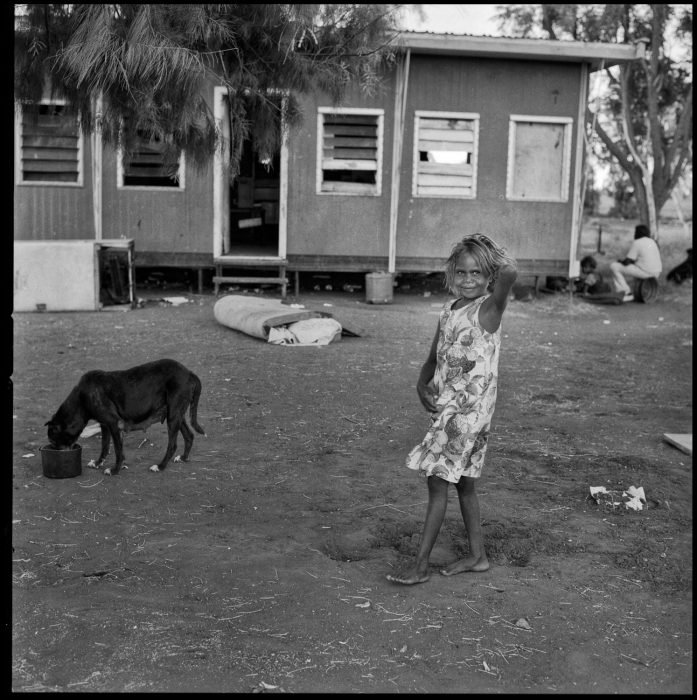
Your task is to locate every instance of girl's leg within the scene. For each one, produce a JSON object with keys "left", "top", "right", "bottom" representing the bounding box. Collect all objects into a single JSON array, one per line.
[
  {"left": 441, "top": 476, "right": 489, "bottom": 575},
  {"left": 386, "top": 475, "right": 449, "bottom": 585}
]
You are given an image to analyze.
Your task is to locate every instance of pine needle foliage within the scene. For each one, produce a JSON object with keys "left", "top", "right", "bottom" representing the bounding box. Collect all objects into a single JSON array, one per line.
[{"left": 15, "top": 4, "right": 402, "bottom": 177}]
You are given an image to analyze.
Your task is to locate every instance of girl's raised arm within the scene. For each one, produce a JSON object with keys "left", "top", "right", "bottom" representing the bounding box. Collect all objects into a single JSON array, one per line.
[{"left": 481, "top": 261, "right": 518, "bottom": 333}]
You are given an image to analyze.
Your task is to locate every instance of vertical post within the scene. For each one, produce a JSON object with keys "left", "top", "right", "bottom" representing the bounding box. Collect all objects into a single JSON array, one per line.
[
  {"left": 568, "top": 62, "right": 589, "bottom": 280},
  {"left": 278, "top": 93, "right": 289, "bottom": 261},
  {"left": 388, "top": 49, "right": 410, "bottom": 275},
  {"left": 213, "top": 86, "right": 230, "bottom": 259},
  {"left": 92, "top": 93, "right": 103, "bottom": 241},
  {"left": 128, "top": 241, "right": 135, "bottom": 308}
]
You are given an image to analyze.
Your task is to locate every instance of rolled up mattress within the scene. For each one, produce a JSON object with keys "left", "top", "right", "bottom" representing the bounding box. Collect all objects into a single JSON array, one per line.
[{"left": 213, "top": 294, "right": 333, "bottom": 340}]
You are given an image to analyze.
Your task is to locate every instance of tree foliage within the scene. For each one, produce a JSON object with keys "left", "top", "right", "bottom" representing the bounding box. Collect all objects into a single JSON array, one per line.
[
  {"left": 14, "top": 4, "right": 402, "bottom": 176},
  {"left": 494, "top": 4, "right": 693, "bottom": 237}
]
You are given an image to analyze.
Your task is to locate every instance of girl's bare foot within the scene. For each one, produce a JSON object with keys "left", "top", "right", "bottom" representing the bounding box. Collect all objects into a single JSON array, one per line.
[
  {"left": 440, "top": 555, "right": 489, "bottom": 576},
  {"left": 386, "top": 568, "right": 430, "bottom": 585}
]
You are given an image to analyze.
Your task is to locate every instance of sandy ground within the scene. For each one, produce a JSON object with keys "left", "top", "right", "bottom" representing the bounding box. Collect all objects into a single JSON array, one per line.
[{"left": 12, "top": 254, "right": 692, "bottom": 693}]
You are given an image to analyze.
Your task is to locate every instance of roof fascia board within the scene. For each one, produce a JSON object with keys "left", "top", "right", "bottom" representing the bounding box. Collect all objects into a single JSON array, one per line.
[{"left": 395, "top": 32, "right": 642, "bottom": 69}]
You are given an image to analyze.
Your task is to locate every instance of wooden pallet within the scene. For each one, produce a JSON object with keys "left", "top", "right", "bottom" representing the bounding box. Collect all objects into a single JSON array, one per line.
[{"left": 663, "top": 433, "right": 692, "bottom": 456}]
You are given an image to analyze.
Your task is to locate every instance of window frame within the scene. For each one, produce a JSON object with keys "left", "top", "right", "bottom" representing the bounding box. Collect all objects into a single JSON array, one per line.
[
  {"left": 117, "top": 127, "right": 186, "bottom": 191},
  {"left": 506, "top": 115, "right": 573, "bottom": 203},
  {"left": 412, "top": 110, "right": 479, "bottom": 199},
  {"left": 15, "top": 99, "right": 84, "bottom": 187},
  {"left": 316, "top": 107, "right": 384, "bottom": 196}
]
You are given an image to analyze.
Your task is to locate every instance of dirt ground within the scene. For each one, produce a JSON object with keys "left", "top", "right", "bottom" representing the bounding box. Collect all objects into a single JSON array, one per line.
[{"left": 12, "top": 221, "right": 693, "bottom": 693}]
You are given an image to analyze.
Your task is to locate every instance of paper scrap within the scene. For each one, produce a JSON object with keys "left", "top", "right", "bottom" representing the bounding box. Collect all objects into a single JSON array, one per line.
[
  {"left": 622, "top": 485, "right": 647, "bottom": 511},
  {"left": 625, "top": 485, "right": 646, "bottom": 502},
  {"left": 590, "top": 484, "right": 647, "bottom": 511},
  {"left": 623, "top": 494, "right": 644, "bottom": 511}
]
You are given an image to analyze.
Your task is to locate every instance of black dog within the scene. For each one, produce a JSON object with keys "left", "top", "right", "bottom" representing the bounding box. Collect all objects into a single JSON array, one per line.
[
  {"left": 666, "top": 248, "right": 693, "bottom": 284},
  {"left": 46, "top": 359, "right": 205, "bottom": 475}
]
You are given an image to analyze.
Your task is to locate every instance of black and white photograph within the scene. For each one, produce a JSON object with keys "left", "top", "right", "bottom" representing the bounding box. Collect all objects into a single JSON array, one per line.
[{"left": 13, "top": 3, "right": 692, "bottom": 693}]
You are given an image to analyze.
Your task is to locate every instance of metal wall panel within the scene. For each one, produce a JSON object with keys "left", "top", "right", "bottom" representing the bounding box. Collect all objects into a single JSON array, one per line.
[
  {"left": 14, "top": 136, "right": 95, "bottom": 241},
  {"left": 396, "top": 55, "right": 582, "bottom": 263},
  {"left": 285, "top": 81, "right": 396, "bottom": 259}
]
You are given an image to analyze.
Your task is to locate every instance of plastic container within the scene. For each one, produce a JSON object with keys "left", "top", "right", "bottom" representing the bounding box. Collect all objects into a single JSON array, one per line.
[
  {"left": 40, "top": 444, "right": 83, "bottom": 478},
  {"left": 365, "top": 272, "right": 393, "bottom": 304}
]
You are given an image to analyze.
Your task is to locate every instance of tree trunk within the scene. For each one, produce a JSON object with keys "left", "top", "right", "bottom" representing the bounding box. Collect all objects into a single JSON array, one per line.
[
  {"left": 618, "top": 64, "right": 660, "bottom": 239},
  {"left": 625, "top": 163, "right": 660, "bottom": 239},
  {"left": 669, "top": 189, "right": 691, "bottom": 238}
]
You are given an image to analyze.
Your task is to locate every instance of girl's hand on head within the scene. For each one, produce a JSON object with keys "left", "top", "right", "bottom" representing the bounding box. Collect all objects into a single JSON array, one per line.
[{"left": 496, "top": 261, "right": 518, "bottom": 280}]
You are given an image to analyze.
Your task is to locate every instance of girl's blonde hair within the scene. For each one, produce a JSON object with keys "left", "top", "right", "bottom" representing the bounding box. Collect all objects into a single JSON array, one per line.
[{"left": 444, "top": 233, "right": 514, "bottom": 294}]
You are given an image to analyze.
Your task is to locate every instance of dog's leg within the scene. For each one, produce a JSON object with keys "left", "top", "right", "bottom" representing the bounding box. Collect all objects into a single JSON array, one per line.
[
  {"left": 88, "top": 425, "right": 111, "bottom": 469},
  {"left": 104, "top": 426, "right": 128, "bottom": 476},
  {"left": 149, "top": 419, "right": 180, "bottom": 472},
  {"left": 175, "top": 420, "right": 195, "bottom": 462}
]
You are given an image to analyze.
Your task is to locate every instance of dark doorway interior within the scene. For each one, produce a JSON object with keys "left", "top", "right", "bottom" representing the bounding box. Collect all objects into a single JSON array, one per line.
[{"left": 227, "top": 137, "right": 280, "bottom": 256}]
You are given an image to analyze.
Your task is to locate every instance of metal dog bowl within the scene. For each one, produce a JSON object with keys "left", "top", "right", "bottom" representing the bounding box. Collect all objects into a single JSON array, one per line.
[{"left": 40, "top": 444, "right": 82, "bottom": 478}]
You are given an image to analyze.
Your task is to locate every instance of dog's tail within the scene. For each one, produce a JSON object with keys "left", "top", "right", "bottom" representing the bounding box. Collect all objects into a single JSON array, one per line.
[{"left": 190, "top": 373, "right": 206, "bottom": 436}]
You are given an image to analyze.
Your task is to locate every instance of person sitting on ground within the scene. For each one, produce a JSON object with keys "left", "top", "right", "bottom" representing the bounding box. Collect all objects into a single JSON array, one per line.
[
  {"left": 575, "top": 255, "right": 612, "bottom": 295},
  {"left": 609, "top": 224, "right": 662, "bottom": 302},
  {"left": 666, "top": 248, "right": 692, "bottom": 285}
]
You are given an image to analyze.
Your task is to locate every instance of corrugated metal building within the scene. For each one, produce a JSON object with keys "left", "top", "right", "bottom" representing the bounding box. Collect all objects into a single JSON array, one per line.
[{"left": 14, "top": 31, "right": 641, "bottom": 300}]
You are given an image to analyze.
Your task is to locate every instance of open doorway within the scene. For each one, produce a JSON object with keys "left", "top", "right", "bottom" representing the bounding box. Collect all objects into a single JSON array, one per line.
[
  {"left": 226, "top": 137, "right": 280, "bottom": 256},
  {"left": 213, "top": 86, "right": 288, "bottom": 296}
]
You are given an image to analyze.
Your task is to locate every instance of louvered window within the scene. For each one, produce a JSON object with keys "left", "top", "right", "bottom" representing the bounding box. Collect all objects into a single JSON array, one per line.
[
  {"left": 413, "top": 112, "right": 478, "bottom": 198},
  {"left": 506, "top": 116, "right": 572, "bottom": 202},
  {"left": 119, "top": 129, "right": 184, "bottom": 189},
  {"left": 18, "top": 103, "right": 82, "bottom": 185},
  {"left": 317, "top": 108, "right": 383, "bottom": 195}
]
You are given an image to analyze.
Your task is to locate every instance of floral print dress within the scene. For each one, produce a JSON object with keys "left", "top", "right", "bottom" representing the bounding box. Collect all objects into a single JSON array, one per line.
[{"left": 406, "top": 294, "right": 500, "bottom": 482}]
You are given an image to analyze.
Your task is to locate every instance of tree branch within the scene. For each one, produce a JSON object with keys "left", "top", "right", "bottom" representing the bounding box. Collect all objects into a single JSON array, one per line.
[{"left": 590, "top": 109, "right": 633, "bottom": 171}]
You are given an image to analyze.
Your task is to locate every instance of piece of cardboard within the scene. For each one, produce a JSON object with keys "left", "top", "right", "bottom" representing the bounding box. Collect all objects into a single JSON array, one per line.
[{"left": 663, "top": 433, "right": 692, "bottom": 456}]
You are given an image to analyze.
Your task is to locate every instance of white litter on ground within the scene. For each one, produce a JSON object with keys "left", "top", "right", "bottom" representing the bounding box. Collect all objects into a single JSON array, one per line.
[
  {"left": 590, "top": 484, "right": 647, "bottom": 511},
  {"left": 268, "top": 318, "right": 343, "bottom": 346}
]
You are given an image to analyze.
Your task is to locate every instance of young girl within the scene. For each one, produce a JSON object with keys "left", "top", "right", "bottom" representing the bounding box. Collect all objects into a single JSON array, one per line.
[{"left": 387, "top": 233, "right": 517, "bottom": 585}]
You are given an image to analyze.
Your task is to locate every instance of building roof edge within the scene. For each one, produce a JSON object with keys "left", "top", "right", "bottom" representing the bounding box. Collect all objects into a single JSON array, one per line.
[{"left": 394, "top": 32, "right": 642, "bottom": 69}]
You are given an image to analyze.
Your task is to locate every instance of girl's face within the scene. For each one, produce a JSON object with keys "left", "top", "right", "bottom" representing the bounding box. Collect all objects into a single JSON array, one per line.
[{"left": 451, "top": 252, "right": 492, "bottom": 299}]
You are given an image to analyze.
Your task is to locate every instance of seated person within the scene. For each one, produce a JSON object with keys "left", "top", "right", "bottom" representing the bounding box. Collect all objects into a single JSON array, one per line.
[
  {"left": 666, "top": 248, "right": 692, "bottom": 284},
  {"left": 609, "top": 224, "right": 662, "bottom": 302},
  {"left": 575, "top": 255, "right": 612, "bottom": 295}
]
